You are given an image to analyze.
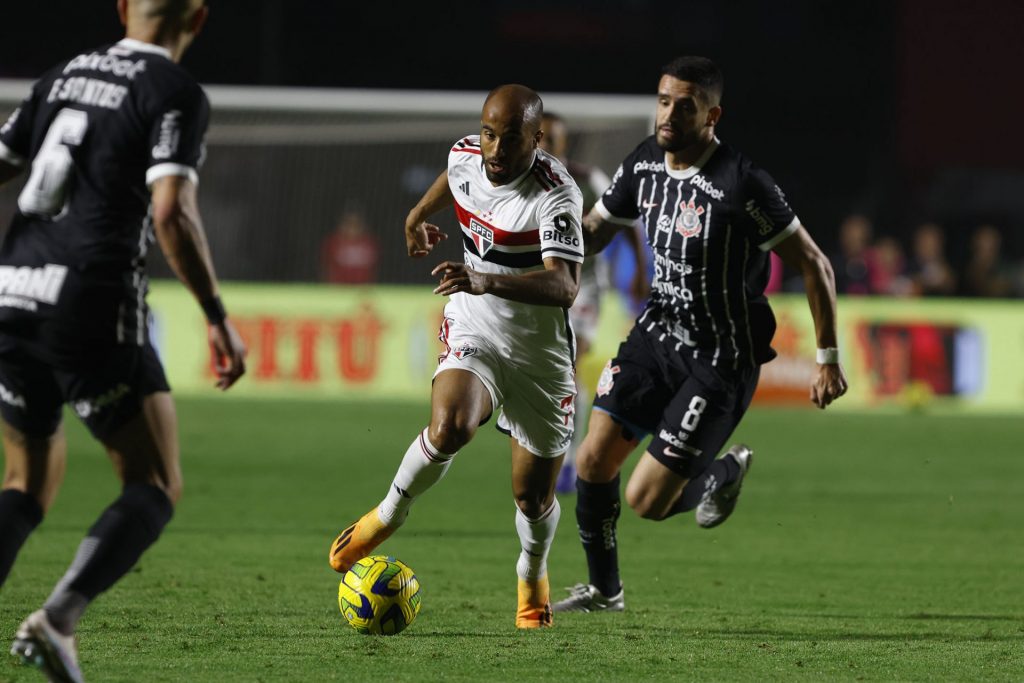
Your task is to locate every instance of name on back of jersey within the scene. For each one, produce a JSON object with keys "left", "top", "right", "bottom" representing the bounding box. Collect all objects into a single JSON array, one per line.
[{"left": 47, "top": 77, "right": 128, "bottom": 111}]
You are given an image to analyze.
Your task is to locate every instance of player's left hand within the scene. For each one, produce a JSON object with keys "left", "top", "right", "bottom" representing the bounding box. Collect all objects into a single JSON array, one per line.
[
  {"left": 811, "top": 363, "right": 848, "bottom": 409},
  {"left": 208, "top": 319, "right": 247, "bottom": 390},
  {"left": 431, "top": 261, "right": 488, "bottom": 296}
]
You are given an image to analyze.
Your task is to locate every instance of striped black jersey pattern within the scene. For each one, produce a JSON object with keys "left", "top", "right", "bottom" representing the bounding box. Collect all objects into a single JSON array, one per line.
[
  {"left": 595, "top": 136, "right": 799, "bottom": 370},
  {"left": 0, "top": 39, "right": 209, "bottom": 350}
]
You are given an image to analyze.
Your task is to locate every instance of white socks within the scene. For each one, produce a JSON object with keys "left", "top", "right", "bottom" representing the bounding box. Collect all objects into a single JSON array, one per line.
[
  {"left": 515, "top": 499, "right": 561, "bottom": 581},
  {"left": 377, "top": 428, "right": 454, "bottom": 528}
]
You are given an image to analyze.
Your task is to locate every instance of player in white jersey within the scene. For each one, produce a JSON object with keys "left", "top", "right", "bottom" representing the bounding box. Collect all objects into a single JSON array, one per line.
[{"left": 328, "top": 85, "right": 584, "bottom": 629}]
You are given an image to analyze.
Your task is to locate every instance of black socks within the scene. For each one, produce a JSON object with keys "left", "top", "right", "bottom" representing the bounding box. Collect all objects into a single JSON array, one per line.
[
  {"left": 44, "top": 483, "right": 173, "bottom": 634},
  {"left": 0, "top": 489, "right": 44, "bottom": 588},
  {"left": 667, "top": 453, "right": 741, "bottom": 518},
  {"left": 575, "top": 475, "right": 622, "bottom": 597}
]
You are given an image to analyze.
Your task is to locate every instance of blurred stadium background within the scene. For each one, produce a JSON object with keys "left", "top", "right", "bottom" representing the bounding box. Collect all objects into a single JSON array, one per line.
[{"left": 2, "top": 0, "right": 1021, "bottom": 410}]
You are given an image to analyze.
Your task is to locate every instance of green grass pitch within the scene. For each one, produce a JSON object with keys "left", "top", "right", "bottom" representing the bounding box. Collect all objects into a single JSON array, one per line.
[{"left": 1, "top": 398, "right": 1021, "bottom": 682}]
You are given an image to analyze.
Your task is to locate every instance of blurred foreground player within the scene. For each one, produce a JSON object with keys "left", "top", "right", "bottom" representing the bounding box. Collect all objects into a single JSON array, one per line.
[
  {"left": 537, "top": 112, "right": 647, "bottom": 494},
  {"left": 329, "top": 85, "right": 583, "bottom": 629},
  {"left": 0, "top": 1, "right": 246, "bottom": 679},
  {"left": 554, "top": 56, "right": 847, "bottom": 612}
]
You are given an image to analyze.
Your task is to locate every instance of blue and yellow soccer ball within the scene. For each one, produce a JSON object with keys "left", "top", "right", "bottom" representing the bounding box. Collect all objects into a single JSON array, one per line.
[{"left": 338, "top": 555, "right": 422, "bottom": 635}]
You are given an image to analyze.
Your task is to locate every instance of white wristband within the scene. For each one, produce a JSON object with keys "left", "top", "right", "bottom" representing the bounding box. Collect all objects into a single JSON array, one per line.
[{"left": 816, "top": 347, "right": 840, "bottom": 364}]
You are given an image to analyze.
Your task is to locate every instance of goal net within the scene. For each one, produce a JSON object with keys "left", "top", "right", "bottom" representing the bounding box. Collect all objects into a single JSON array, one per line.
[{"left": 0, "top": 81, "right": 652, "bottom": 284}]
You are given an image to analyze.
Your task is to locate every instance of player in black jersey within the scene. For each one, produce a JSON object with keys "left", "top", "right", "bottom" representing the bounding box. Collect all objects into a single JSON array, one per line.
[
  {"left": 553, "top": 56, "right": 848, "bottom": 613},
  {"left": 0, "top": 1, "right": 245, "bottom": 679}
]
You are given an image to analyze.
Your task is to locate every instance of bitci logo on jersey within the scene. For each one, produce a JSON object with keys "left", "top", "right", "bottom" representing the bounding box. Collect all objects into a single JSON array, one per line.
[
  {"left": 676, "top": 191, "right": 706, "bottom": 238},
  {"left": 469, "top": 218, "right": 494, "bottom": 256}
]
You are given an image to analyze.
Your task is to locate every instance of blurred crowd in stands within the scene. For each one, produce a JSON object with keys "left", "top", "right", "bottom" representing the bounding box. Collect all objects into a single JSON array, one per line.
[{"left": 770, "top": 215, "right": 1022, "bottom": 299}]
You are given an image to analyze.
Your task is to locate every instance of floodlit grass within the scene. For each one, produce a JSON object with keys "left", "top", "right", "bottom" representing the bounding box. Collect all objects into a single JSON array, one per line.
[{"left": 2, "top": 398, "right": 1021, "bottom": 681}]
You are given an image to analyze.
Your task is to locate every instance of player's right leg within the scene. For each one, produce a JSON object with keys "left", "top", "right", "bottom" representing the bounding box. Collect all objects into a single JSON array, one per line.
[
  {"left": 15, "top": 388, "right": 179, "bottom": 683},
  {"left": 329, "top": 368, "right": 493, "bottom": 573},
  {"left": 0, "top": 420, "right": 66, "bottom": 588},
  {"left": 0, "top": 344, "right": 67, "bottom": 589},
  {"left": 552, "top": 410, "right": 636, "bottom": 613}
]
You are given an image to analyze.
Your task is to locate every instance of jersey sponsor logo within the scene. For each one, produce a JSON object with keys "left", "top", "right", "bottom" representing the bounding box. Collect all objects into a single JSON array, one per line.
[
  {"left": 452, "top": 343, "right": 477, "bottom": 360},
  {"left": 459, "top": 181, "right": 470, "bottom": 196},
  {"left": 659, "top": 429, "right": 703, "bottom": 459},
  {"left": 542, "top": 218, "right": 581, "bottom": 249},
  {"left": 745, "top": 199, "right": 776, "bottom": 235},
  {"left": 595, "top": 361, "right": 620, "bottom": 397},
  {"left": 653, "top": 251, "right": 693, "bottom": 278},
  {"left": 64, "top": 51, "right": 148, "bottom": 80},
  {"left": 47, "top": 77, "right": 128, "bottom": 110},
  {"left": 0, "top": 264, "right": 68, "bottom": 311},
  {"left": 691, "top": 174, "right": 724, "bottom": 200},
  {"left": 0, "top": 381, "right": 26, "bottom": 409},
  {"left": 468, "top": 218, "right": 494, "bottom": 256},
  {"left": 72, "top": 382, "right": 131, "bottom": 419},
  {"left": 152, "top": 110, "right": 182, "bottom": 160},
  {"left": 675, "top": 191, "right": 706, "bottom": 238},
  {"left": 633, "top": 160, "right": 665, "bottom": 174}
]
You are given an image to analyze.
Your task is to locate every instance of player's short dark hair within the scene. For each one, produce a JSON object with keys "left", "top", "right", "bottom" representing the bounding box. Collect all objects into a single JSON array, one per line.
[{"left": 661, "top": 56, "right": 724, "bottom": 106}]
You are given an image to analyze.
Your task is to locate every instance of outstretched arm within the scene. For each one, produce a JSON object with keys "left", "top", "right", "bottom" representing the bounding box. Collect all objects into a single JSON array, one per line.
[
  {"left": 405, "top": 170, "right": 453, "bottom": 257},
  {"left": 151, "top": 175, "right": 246, "bottom": 390},
  {"left": 581, "top": 210, "right": 624, "bottom": 257},
  {"left": 773, "top": 225, "right": 848, "bottom": 409},
  {"left": 432, "top": 256, "right": 580, "bottom": 308}
]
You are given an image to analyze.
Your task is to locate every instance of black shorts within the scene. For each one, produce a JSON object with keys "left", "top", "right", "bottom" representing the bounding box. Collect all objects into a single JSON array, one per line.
[
  {"left": 592, "top": 322, "right": 759, "bottom": 478},
  {"left": 0, "top": 335, "right": 170, "bottom": 440}
]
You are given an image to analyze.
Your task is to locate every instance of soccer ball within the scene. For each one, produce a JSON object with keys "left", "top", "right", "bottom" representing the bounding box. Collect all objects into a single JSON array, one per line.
[{"left": 338, "top": 555, "right": 422, "bottom": 635}]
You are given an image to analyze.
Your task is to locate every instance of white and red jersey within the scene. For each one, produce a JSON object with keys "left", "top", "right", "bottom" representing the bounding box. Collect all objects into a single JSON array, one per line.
[{"left": 443, "top": 135, "right": 584, "bottom": 373}]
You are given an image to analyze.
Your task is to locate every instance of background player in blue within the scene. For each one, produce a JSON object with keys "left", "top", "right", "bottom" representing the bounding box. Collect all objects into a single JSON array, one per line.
[
  {"left": 553, "top": 56, "right": 848, "bottom": 612},
  {"left": 0, "top": 1, "right": 246, "bottom": 679}
]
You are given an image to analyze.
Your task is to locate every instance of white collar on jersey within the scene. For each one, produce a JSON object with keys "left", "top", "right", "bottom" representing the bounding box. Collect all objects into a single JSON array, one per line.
[
  {"left": 663, "top": 137, "right": 721, "bottom": 180},
  {"left": 115, "top": 38, "right": 172, "bottom": 61}
]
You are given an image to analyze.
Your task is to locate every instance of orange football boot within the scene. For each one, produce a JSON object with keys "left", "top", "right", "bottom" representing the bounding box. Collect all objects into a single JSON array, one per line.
[
  {"left": 329, "top": 506, "right": 396, "bottom": 573},
  {"left": 515, "top": 575, "right": 553, "bottom": 629}
]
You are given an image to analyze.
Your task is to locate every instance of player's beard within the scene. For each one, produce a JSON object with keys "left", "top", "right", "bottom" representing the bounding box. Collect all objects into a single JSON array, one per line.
[{"left": 654, "top": 123, "right": 698, "bottom": 153}]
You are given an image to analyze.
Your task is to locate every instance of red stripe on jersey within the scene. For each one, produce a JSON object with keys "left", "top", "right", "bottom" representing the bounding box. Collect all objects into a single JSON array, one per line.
[
  {"left": 531, "top": 168, "right": 553, "bottom": 192},
  {"left": 459, "top": 137, "right": 480, "bottom": 148},
  {"left": 535, "top": 158, "right": 564, "bottom": 187},
  {"left": 453, "top": 201, "right": 540, "bottom": 246},
  {"left": 452, "top": 148, "right": 481, "bottom": 154}
]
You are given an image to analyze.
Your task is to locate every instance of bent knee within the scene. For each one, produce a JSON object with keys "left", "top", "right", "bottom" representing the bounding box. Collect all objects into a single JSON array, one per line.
[
  {"left": 575, "top": 441, "right": 618, "bottom": 482},
  {"left": 514, "top": 493, "right": 554, "bottom": 520},
  {"left": 624, "top": 483, "right": 669, "bottom": 521},
  {"left": 428, "top": 415, "right": 477, "bottom": 454}
]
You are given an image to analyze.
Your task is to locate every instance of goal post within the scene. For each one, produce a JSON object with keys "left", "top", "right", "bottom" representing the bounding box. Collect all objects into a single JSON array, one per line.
[{"left": 0, "top": 80, "right": 653, "bottom": 284}]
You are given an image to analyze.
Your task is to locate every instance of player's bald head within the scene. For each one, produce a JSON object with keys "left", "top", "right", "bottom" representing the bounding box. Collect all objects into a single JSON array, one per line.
[
  {"left": 127, "top": 0, "right": 204, "bottom": 21},
  {"left": 482, "top": 84, "right": 544, "bottom": 134}
]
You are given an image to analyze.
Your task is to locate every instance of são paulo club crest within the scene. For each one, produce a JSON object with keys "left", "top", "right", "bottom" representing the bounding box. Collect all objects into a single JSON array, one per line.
[
  {"left": 675, "top": 190, "right": 706, "bottom": 238},
  {"left": 469, "top": 218, "right": 494, "bottom": 256},
  {"left": 596, "top": 361, "right": 620, "bottom": 397},
  {"left": 453, "top": 343, "right": 478, "bottom": 360}
]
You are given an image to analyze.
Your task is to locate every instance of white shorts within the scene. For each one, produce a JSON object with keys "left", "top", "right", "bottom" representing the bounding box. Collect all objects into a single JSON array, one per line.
[{"left": 434, "top": 331, "right": 576, "bottom": 457}]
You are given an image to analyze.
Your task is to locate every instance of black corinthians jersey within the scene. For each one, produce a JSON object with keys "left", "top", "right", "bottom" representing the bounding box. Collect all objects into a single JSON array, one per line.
[
  {"left": 595, "top": 136, "right": 799, "bottom": 370},
  {"left": 0, "top": 38, "right": 208, "bottom": 354}
]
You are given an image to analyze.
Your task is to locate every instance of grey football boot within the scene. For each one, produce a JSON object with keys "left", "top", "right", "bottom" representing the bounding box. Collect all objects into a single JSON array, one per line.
[
  {"left": 10, "top": 609, "right": 84, "bottom": 683},
  {"left": 552, "top": 583, "right": 625, "bottom": 613},
  {"left": 695, "top": 444, "right": 753, "bottom": 529}
]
